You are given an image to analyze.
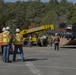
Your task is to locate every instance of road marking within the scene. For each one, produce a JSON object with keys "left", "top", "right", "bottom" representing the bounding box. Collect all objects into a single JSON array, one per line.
[
  {"left": 26, "top": 62, "right": 41, "bottom": 75},
  {"left": 35, "top": 65, "right": 76, "bottom": 70}
]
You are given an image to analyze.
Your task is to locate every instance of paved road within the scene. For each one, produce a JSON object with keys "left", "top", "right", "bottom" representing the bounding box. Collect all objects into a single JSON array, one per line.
[{"left": 0, "top": 46, "right": 76, "bottom": 75}]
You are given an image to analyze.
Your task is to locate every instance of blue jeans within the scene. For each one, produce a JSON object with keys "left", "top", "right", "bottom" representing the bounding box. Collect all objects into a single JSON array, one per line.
[
  {"left": 3, "top": 44, "right": 11, "bottom": 61},
  {"left": 13, "top": 45, "right": 24, "bottom": 61}
]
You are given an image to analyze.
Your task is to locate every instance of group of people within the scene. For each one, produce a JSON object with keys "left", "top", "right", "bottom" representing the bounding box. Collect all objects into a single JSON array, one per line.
[
  {"left": 0, "top": 26, "right": 60, "bottom": 63},
  {"left": 0, "top": 26, "right": 25, "bottom": 63},
  {"left": 28, "top": 33, "right": 60, "bottom": 50}
]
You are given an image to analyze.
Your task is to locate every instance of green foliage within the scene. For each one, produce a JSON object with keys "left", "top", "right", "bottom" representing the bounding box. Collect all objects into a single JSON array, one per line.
[{"left": 0, "top": 0, "right": 76, "bottom": 33}]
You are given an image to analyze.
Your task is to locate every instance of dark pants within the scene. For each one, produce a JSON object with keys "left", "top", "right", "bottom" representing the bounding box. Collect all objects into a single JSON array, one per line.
[
  {"left": 1, "top": 46, "right": 4, "bottom": 54},
  {"left": 54, "top": 43, "right": 59, "bottom": 50}
]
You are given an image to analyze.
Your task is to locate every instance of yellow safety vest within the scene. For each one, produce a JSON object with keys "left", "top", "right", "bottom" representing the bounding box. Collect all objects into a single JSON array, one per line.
[
  {"left": 14, "top": 33, "right": 23, "bottom": 45},
  {"left": 0, "top": 33, "right": 3, "bottom": 46},
  {"left": 3, "top": 32, "right": 10, "bottom": 45},
  {"left": 32, "top": 37, "right": 37, "bottom": 42},
  {"left": 7, "top": 31, "right": 12, "bottom": 43}
]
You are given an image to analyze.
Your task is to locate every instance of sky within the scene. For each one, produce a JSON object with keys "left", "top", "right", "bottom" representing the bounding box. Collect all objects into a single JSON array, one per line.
[
  {"left": 4, "top": 0, "right": 76, "bottom": 3},
  {"left": 4, "top": 0, "right": 49, "bottom": 2}
]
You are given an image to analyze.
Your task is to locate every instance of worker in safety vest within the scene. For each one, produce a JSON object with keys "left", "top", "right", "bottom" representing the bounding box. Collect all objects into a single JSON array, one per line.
[
  {"left": 54, "top": 33, "right": 60, "bottom": 50},
  {"left": 3, "top": 26, "right": 12, "bottom": 63},
  {"left": 13, "top": 28, "right": 25, "bottom": 62},
  {"left": 6, "top": 26, "right": 13, "bottom": 53},
  {"left": 0, "top": 27, "right": 6, "bottom": 54}
]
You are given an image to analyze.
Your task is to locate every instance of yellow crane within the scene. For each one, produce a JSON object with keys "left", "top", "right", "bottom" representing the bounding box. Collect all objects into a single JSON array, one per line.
[
  {"left": 20, "top": 24, "right": 54, "bottom": 35},
  {"left": 20, "top": 24, "right": 54, "bottom": 46}
]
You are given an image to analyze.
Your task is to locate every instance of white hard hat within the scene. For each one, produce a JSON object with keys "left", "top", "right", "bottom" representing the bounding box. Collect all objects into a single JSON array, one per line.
[
  {"left": 55, "top": 33, "right": 57, "bottom": 35},
  {"left": 6, "top": 26, "right": 10, "bottom": 30},
  {"left": 2, "top": 27, "right": 6, "bottom": 32},
  {"left": 29, "top": 36, "right": 31, "bottom": 39},
  {"left": 16, "top": 28, "right": 20, "bottom": 32},
  {"left": 40, "top": 37, "right": 43, "bottom": 39},
  {"left": 43, "top": 35, "right": 46, "bottom": 39}
]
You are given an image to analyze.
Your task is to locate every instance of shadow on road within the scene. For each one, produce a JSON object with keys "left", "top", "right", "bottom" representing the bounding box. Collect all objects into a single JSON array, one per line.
[
  {"left": 25, "top": 58, "right": 48, "bottom": 61},
  {"left": 15, "top": 58, "right": 48, "bottom": 62}
]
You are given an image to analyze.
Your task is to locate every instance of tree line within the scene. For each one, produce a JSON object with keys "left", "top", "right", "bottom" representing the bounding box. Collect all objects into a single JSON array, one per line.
[{"left": 0, "top": 0, "right": 76, "bottom": 33}]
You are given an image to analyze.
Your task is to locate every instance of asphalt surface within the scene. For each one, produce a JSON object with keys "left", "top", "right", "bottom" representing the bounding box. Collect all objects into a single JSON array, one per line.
[{"left": 0, "top": 46, "right": 76, "bottom": 75}]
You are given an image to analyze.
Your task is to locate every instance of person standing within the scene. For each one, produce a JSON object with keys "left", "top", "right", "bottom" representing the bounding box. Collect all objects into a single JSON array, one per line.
[
  {"left": 28, "top": 36, "right": 32, "bottom": 47},
  {"left": 0, "top": 27, "right": 6, "bottom": 54},
  {"left": 6, "top": 26, "right": 13, "bottom": 54},
  {"left": 54, "top": 33, "right": 60, "bottom": 50},
  {"left": 3, "top": 27, "right": 12, "bottom": 63},
  {"left": 13, "top": 28, "right": 25, "bottom": 62},
  {"left": 0, "top": 27, "right": 6, "bottom": 62},
  {"left": 50, "top": 36, "right": 53, "bottom": 46}
]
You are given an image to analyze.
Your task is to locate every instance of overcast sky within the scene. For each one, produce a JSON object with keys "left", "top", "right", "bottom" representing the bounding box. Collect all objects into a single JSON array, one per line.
[{"left": 4, "top": 0, "right": 76, "bottom": 3}]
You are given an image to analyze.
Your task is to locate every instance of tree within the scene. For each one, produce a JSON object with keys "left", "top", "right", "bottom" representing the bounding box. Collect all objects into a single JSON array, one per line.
[
  {"left": 0, "top": 0, "right": 75, "bottom": 33},
  {"left": 0, "top": 0, "right": 6, "bottom": 30}
]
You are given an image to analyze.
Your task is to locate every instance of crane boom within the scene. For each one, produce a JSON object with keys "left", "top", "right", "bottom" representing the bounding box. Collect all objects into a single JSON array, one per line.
[{"left": 20, "top": 24, "right": 54, "bottom": 35}]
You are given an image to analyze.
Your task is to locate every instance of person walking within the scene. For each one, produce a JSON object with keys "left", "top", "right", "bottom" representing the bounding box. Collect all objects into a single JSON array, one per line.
[
  {"left": 54, "top": 33, "right": 60, "bottom": 50},
  {"left": 3, "top": 27, "right": 12, "bottom": 63},
  {"left": 13, "top": 28, "right": 25, "bottom": 62}
]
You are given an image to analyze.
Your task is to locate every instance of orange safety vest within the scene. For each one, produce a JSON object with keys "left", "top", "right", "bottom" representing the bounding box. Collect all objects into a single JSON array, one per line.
[
  {"left": 0, "top": 33, "right": 3, "bottom": 46},
  {"left": 3, "top": 32, "right": 10, "bottom": 45},
  {"left": 54, "top": 36, "right": 59, "bottom": 41},
  {"left": 14, "top": 33, "right": 23, "bottom": 45}
]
